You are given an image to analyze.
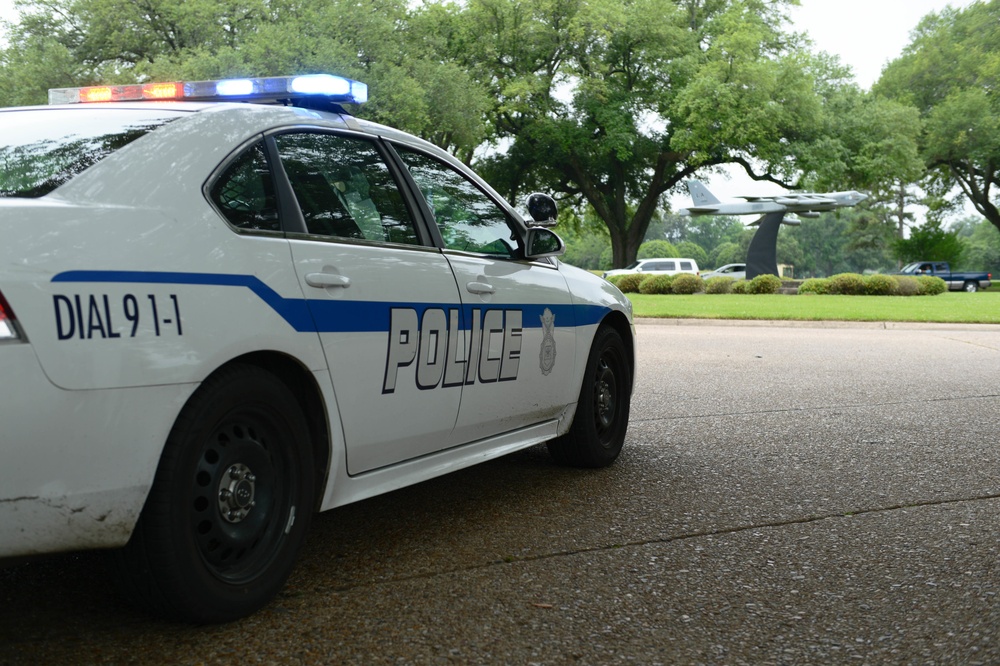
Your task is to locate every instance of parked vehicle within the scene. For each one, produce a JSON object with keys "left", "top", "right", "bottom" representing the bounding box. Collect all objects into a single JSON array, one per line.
[
  {"left": 701, "top": 263, "right": 746, "bottom": 281},
  {"left": 602, "top": 258, "right": 699, "bottom": 280},
  {"left": 0, "top": 73, "right": 635, "bottom": 623},
  {"left": 898, "top": 262, "right": 992, "bottom": 292}
]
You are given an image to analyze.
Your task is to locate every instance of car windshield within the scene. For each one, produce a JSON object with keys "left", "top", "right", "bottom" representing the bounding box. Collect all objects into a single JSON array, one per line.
[
  {"left": 624, "top": 261, "right": 641, "bottom": 270},
  {"left": 899, "top": 263, "right": 921, "bottom": 274},
  {"left": 0, "top": 108, "right": 184, "bottom": 197}
]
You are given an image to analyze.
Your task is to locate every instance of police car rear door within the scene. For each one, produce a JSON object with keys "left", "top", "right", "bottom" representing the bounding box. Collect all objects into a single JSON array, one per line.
[
  {"left": 391, "top": 145, "right": 578, "bottom": 444},
  {"left": 273, "top": 130, "right": 464, "bottom": 475}
]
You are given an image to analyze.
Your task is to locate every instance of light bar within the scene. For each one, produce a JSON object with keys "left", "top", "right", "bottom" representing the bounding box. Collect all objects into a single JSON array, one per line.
[{"left": 48, "top": 74, "right": 368, "bottom": 106}]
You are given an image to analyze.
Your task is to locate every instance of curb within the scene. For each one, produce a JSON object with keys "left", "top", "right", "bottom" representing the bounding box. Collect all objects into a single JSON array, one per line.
[{"left": 634, "top": 317, "right": 1000, "bottom": 332}]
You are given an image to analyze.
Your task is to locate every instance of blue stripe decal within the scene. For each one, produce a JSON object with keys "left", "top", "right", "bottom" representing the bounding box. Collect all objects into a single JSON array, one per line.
[{"left": 52, "top": 270, "right": 611, "bottom": 333}]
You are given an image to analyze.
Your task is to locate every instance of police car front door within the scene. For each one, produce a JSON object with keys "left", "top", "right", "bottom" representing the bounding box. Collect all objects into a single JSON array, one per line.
[
  {"left": 275, "top": 131, "right": 463, "bottom": 475},
  {"left": 394, "top": 147, "right": 578, "bottom": 443}
]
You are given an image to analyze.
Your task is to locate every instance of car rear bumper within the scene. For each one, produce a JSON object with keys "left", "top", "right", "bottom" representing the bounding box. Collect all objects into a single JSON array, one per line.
[{"left": 0, "top": 345, "right": 195, "bottom": 557}]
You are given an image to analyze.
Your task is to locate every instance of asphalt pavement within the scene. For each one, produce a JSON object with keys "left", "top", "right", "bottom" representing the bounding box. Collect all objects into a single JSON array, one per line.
[{"left": 2, "top": 320, "right": 999, "bottom": 665}]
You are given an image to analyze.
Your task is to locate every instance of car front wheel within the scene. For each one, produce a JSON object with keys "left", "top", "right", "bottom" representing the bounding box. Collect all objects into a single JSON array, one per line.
[
  {"left": 548, "top": 325, "right": 632, "bottom": 468},
  {"left": 116, "top": 364, "right": 315, "bottom": 623}
]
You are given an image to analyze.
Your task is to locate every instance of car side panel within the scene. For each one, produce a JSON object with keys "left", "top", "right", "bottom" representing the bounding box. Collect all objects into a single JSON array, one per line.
[
  {"left": 3, "top": 202, "right": 327, "bottom": 390},
  {"left": 444, "top": 255, "right": 579, "bottom": 442},
  {"left": 288, "top": 239, "right": 467, "bottom": 474}
]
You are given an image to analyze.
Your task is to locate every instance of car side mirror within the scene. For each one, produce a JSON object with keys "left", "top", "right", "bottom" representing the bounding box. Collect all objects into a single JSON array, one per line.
[
  {"left": 524, "top": 227, "right": 565, "bottom": 259},
  {"left": 524, "top": 193, "right": 558, "bottom": 227}
]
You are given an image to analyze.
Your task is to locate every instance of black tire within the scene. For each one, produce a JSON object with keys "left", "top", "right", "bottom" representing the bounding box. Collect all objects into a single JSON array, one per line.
[
  {"left": 548, "top": 325, "right": 632, "bottom": 468},
  {"left": 964, "top": 281, "right": 979, "bottom": 293},
  {"left": 116, "top": 364, "right": 315, "bottom": 623}
]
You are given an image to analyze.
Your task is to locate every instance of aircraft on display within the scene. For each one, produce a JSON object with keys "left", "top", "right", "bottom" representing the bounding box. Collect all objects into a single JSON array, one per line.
[
  {"left": 676, "top": 180, "right": 868, "bottom": 281},
  {"left": 678, "top": 181, "right": 867, "bottom": 219}
]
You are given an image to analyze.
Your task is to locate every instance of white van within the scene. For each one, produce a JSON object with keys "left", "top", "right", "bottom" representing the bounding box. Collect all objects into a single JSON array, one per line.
[{"left": 602, "top": 258, "right": 700, "bottom": 280}]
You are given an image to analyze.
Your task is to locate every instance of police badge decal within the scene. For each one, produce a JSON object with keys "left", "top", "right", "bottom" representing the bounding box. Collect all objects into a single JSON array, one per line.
[{"left": 539, "top": 308, "right": 556, "bottom": 375}]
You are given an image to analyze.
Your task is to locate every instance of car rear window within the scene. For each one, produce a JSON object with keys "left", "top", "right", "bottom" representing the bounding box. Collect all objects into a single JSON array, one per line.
[{"left": 0, "top": 108, "right": 184, "bottom": 198}]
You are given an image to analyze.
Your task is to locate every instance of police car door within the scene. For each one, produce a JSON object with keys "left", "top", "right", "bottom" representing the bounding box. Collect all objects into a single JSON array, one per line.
[
  {"left": 392, "top": 145, "right": 577, "bottom": 444},
  {"left": 274, "top": 130, "right": 463, "bottom": 475}
]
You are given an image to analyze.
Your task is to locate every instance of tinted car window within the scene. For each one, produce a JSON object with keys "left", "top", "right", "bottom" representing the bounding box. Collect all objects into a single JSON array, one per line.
[
  {"left": 680, "top": 261, "right": 693, "bottom": 270},
  {"left": 275, "top": 133, "right": 419, "bottom": 245},
  {"left": 395, "top": 146, "right": 518, "bottom": 258},
  {"left": 0, "top": 108, "right": 183, "bottom": 197},
  {"left": 209, "top": 142, "right": 279, "bottom": 232}
]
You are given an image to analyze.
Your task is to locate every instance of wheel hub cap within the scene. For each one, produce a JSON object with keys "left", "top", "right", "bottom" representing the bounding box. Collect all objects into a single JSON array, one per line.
[{"left": 218, "top": 463, "right": 257, "bottom": 523}]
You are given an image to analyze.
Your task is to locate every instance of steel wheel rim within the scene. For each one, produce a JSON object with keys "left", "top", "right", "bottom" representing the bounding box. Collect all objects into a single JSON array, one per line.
[
  {"left": 189, "top": 410, "right": 292, "bottom": 584},
  {"left": 593, "top": 351, "right": 622, "bottom": 445}
]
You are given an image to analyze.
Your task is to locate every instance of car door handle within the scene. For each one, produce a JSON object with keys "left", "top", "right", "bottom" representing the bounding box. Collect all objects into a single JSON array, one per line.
[
  {"left": 305, "top": 273, "right": 351, "bottom": 289},
  {"left": 466, "top": 281, "right": 495, "bottom": 295}
]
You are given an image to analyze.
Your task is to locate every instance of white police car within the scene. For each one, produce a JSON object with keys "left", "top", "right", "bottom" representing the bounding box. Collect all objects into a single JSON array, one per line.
[{"left": 0, "top": 74, "right": 634, "bottom": 622}]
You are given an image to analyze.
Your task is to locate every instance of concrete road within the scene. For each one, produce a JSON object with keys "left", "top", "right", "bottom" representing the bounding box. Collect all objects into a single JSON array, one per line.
[{"left": 2, "top": 320, "right": 999, "bottom": 665}]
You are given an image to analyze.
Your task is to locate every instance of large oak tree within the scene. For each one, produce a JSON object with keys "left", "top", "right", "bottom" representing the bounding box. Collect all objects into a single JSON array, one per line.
[{"left": 876, "top": 1, "right": 1000, "bottom": 235}]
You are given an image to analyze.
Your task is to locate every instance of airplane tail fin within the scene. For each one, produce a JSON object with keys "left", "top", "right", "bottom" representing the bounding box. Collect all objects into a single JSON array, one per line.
[{"left": 686, "top": 180, "right": 720, "bottom": 207}]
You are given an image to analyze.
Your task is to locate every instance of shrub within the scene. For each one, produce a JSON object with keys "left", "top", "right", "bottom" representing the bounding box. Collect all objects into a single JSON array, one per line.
[
  {"left": 731, "top": 279, "right": 750, "bottom": 294},
  {"left": 828, "top": 273, "right": 867, "bottom": 295},
  {"left": 864, "top": 273, "right": 898, "bottom": 296},
  {"left": 894, "top": 276, "right": 921, "bottom": 296},
  {"left": 798, "top": 278, "right": 831, "bottom": 295},
  {"left": 705, "top": 277, "right": 735, "bottom": 294},
  {"left": 747, "top": 274, "right": 782, "bottom": 294},
  {"left": 614, "top": 273, "right": 647, "bottom": 293},
  {"left": 917, "top": 275, "right": 948, "bottom": 295},
  {"left": 671, "top": 273, "right": 704, "bottom": 294},
  {"left": 638, "top": 273, "right": 675, "bottom": 294}
]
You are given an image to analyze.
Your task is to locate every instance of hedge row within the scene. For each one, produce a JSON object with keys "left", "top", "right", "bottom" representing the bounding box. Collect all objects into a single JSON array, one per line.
[
  {"left": 797, "top": 273, "right": 947, "bottom": 296},
  {"left": 606, "top": 272, "right": 949, "bottom": 296},
  {"left": 606, "top": 273, "right": 783, "bottom": 295}
]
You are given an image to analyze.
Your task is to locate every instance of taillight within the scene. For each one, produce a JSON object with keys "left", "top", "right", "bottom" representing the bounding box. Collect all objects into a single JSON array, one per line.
[{"left": 0, "top": 291, "right": 22, "bottom": 341}]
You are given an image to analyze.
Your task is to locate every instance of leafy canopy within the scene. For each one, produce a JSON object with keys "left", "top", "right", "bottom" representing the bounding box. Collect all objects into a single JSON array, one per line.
[{"left": 876, "top": 1, "right": 1000, "bottom": 234}]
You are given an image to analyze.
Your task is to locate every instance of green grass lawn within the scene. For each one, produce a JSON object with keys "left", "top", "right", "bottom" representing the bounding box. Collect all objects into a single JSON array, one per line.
[{"left": 627, "top": 290, "right": 1000, "bottom": 324}]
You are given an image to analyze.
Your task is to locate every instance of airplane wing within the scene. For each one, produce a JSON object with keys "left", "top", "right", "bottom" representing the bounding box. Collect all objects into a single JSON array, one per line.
[{"left": 776, "top": 194, "right": 836, "bottom": 205}]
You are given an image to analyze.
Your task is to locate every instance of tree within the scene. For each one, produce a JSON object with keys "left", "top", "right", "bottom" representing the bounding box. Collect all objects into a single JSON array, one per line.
[
  {"left": 637, "top": 239, "right": 680, "bottom": 259},
  {"left": 892, "top": 220, "right": 964, "bottom": 266},
  {"left": 876, "top": 2, "right": 1000, "bottom": 235},
  {"left": 799, "top": 84, "right": 924, "bottom": 233},
  {"left": 781, "top": 211, "right": 896, "bottom": 278},
  {"left": 556, "top": 204, "right": 613, "bottom": 270},
  {"left": 459, "top": 0, "right": 835, "bottom": 268},
  {"left": 0, "top": 0, "right": 492, "bottom": 160},
  {"left": 954, "top": 216, "right": 1000, "bottom": 274},
  {"left": 686, "top": 215, "right": 746, "bottom": 259},
  {"left": 675, "top": 240, "right": 708, "bottom": 267},
  {"left": 710, "top": 241, "right": 744, "bottom": 267}
]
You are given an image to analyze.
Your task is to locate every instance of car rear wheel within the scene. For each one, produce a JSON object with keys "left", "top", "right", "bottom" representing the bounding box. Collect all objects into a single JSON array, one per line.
[
  {"left": 964, "top": 281, "right": 979, "bottom": 292},
  {"left": 548, "top": 325, "right": 631, "bottom": 468},
  {"left": 116, "top": 364, "right": 314, "bottom": 623}
]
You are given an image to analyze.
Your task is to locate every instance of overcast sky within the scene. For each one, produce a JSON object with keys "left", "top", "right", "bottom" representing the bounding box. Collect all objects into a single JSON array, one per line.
[{"left": 791, "top": 0, "right": 971, "bottom": 90}]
